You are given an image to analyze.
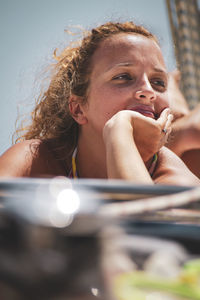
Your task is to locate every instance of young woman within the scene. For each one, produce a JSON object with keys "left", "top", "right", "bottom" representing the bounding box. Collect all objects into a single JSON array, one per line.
[{"left": 0, "top": 21, "right": 199, "bottom": 185}]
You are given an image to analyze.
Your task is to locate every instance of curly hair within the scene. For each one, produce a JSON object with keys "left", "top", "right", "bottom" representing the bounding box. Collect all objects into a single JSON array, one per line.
[{"left": 16, "top": 21, "right": 158, "bottom": 162}]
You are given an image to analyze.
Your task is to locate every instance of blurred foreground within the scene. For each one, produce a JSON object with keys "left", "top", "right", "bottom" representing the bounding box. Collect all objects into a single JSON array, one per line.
[{"left": 0, "top": 178, "right": 200, "bottom": 299}]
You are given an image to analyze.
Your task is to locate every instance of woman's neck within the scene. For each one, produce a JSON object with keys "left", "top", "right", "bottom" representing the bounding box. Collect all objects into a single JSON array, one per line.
[
  {"left": 74, "top": 129, "right": 157, "bottom": 179},
  {"left": 76, "top": 133, "right": 107, "bottom": 179},
  {"left": 145, "top": 155, "right": 155, "bottom": 170}
]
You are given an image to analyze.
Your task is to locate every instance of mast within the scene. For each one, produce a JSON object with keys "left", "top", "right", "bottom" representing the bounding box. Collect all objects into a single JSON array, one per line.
[{"left": 166, "top": 0, "right": 200, "bottom": 108}]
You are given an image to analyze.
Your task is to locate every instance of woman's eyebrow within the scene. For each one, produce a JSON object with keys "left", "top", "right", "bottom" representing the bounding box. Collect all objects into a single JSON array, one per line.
[
  {"left": 153, "top": 67, "right": 168, "bottom": 75},
  {"left": 105, "top": 62, "right": 134, "bottom": 72},
  {"left": 104, "top": 65, "right": 168, "bottom": 77}
]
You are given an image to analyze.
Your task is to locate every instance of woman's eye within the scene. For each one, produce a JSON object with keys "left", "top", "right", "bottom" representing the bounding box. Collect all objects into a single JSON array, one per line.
[
  {"left": 112, "top": 73, "right": 132, "bottom": 81},
  {"left": 152, "top": 79, "right": 166, "bottom": 88}
]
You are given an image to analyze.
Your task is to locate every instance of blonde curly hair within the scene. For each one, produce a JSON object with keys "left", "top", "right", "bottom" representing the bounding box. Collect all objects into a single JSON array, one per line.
[{"left": 16, "top": 21, "right": 157, "bottom": 162}]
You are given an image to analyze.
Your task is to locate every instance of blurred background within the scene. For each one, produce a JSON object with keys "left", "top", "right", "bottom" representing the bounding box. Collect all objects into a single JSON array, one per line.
[
  {"left": 0, "top": 0, "right": 175, "bottom": 155},
  {"left": 1, "top": 0, "right": 199, "bottom": 155}
]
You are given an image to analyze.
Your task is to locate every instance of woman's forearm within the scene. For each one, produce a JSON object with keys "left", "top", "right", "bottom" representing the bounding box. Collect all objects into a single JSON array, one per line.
[
  {"left": 167, "top": 116, "right": 200, "bottom": 156},
  {"left": 166, "top": 117, "right": 189, "bottom": 156},
  {"left": 103, "top": 120, "right": 153, "bottom": 183}
]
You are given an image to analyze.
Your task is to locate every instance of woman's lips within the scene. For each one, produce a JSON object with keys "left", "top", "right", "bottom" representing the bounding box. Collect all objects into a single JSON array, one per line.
[{"left": 128, "top": 107, "right": 156, "bottom": 119}]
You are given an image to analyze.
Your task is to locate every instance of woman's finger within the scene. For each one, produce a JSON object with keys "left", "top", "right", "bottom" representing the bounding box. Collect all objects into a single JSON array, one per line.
[
  {"left": 157, "top": 108, "right": 173, "bottom": 130},
  {"left": 161, "top": 114, "right": 174, "bottom": 144},
  {"left": 157, "top": 108, "right": 170, "bottom": 126},
  {"left": 164, "top": 114, "right": 174, "bottom": 133}
]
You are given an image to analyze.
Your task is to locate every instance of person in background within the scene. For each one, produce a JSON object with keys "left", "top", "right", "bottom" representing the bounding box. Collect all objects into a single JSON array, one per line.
[
  {"left": 167, "top": 70, "right": 200, "bottom": 178},
  {"left": 0, "top": 21, "right": 199, "bottom": 186}
]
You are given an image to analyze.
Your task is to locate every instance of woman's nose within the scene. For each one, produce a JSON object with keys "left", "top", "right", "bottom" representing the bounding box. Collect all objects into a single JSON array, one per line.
[{"left": 135, "top": 81, "right": 156, "bottom": 102}]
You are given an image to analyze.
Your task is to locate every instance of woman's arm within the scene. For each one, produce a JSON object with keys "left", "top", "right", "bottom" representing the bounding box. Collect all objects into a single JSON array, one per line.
[
  {"left": 167, "top": 70, "right": 200, "bottom": 156},
  {"left": 103, "top": 112, "right": 153, "bottom": 183},
  {"left": 103, "top": 109, "right": 172, "bottom": 183},
  {"left": 167, "top": 104, "right": 200, "bottom": 156},
  {"left": 153, "top": 147, "right": 200, "bottom": 186}
]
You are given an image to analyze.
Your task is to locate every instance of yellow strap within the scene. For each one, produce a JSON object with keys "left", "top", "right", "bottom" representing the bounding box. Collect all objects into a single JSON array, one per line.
[{"left": 72, "top": 147, "right": 78, "bottom": 179}]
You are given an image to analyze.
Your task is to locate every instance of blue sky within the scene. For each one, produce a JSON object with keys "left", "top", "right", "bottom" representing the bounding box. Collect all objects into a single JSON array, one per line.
[{"left": 0, "top": 0, "right": 176, "bottom": 154}]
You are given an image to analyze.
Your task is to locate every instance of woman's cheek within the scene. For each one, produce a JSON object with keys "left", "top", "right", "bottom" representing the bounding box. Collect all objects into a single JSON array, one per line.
[{"left": 156, "top": 95, "right": 169, "bottom": 113}]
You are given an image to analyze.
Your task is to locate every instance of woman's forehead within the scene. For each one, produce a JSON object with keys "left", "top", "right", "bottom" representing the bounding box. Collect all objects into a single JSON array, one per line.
[
  {"left": 101, "top": 33, "right": 157, "bottom": 47},
  {"left": 90, "top": 33, "right": 166, "bottom": 73}
]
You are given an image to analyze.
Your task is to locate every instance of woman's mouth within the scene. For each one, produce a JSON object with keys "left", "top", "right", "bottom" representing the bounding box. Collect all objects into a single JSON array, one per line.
[{"left": 128, "top": 106, "right": 156, "bottom": 119}]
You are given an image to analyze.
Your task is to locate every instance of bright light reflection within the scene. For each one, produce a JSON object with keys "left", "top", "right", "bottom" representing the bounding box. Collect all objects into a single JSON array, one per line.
[
  {"left": 49, "top": 212, "right": 74, "bottom": 228},
  {"left": 91, "top": 287, "right": 99, "bottom": 297},
  {"left": 49, "top": 177, "right": 72, "bottom": 198},
  {"left": 57, "top": 189, "right": 80, "bottom": 214}
]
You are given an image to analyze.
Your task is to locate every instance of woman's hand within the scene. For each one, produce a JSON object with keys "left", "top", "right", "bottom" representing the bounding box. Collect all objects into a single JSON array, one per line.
[
  {"left": 166, "top": 70, "right": 200, "bottom": 155},
  {"left": 103, "top": 108, "right": 173, "bottom": 163},
  {"left": 102, "top": 110, "right": 153, "bottom": 182},
  {"left": 169, "top": 104, "right": 200, "bottom": 155}
]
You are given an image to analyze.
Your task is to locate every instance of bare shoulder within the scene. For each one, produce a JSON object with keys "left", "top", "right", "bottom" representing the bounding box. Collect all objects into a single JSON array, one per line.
[
  {"left": 153, "top": 146, "right": 200, "bottom": 186},
  {"left": 0, "top": 139, "right": 40, "bottom": 177},
  {"left": 0, "top": 139, "right": 66, "bottom": 178}
]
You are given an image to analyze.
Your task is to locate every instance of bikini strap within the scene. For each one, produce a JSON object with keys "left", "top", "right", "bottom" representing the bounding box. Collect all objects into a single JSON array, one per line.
[
  {"left": 69, "top": 148, "right": 157, "bottom": 179},
  {"left": 148, "top": 153, "right": 158, "bottom": 177},
  {"left": 71, "top": 147, "right": 78, "bottom": 178}
]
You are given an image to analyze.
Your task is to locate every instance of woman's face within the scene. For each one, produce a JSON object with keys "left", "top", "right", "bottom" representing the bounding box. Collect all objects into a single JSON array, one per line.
[{"left": 80, "top": 33, "right": 169, "bottom": 135}]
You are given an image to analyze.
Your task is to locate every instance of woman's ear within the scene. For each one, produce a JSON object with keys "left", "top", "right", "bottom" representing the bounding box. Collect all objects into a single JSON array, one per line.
[{"left": 68, "top": 95, "right": 88, "bottom": 125}]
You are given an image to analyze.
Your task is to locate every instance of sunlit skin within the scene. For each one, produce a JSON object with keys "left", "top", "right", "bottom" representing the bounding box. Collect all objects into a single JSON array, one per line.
[
  {"left": 72, "top": 34, "right": 171, "bottom": 178},
  {"left": 0, "top": 32, "right": 199, "bottom": 185},
  {"left": 167, "top": 70, "right": 200, "bottom": 178},
  {"left": 79, "top": 34, "right": 169, "bottom": 134}
]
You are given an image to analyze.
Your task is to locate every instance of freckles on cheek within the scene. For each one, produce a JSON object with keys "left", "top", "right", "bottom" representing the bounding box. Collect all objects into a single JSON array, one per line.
[
  {"left": 105, "top": 111, "right": 113, "bottom": 118},
  {"left": 104, "top": 108, "right": 122, "bottom": 121}
]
